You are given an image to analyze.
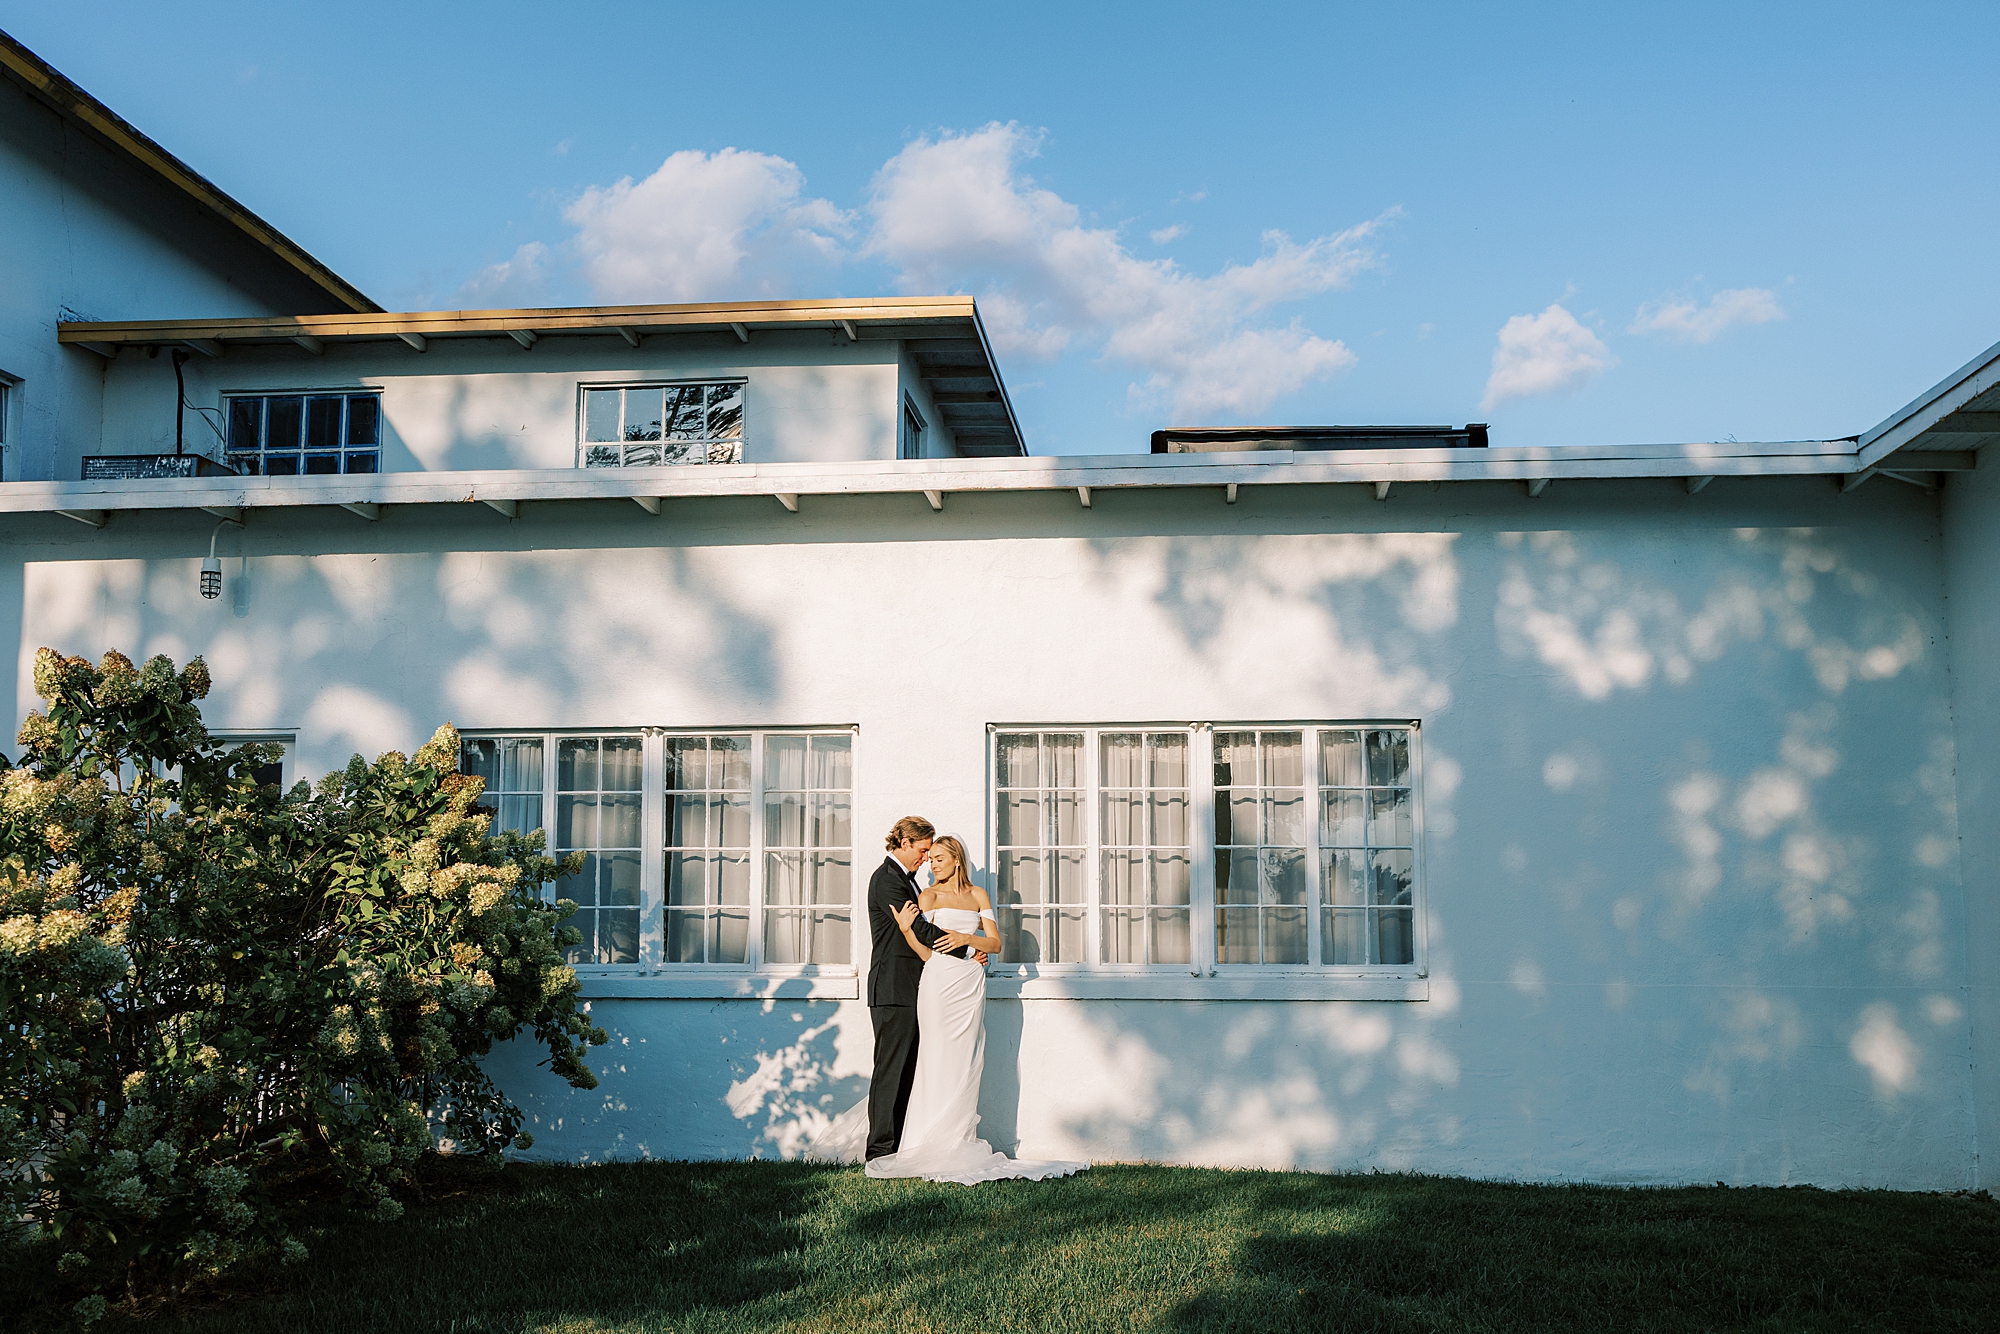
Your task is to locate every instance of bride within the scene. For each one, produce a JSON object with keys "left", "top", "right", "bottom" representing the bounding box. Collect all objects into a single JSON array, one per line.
[{"left": 811, "top": 836, "right": 1087, "bottom": 1184}]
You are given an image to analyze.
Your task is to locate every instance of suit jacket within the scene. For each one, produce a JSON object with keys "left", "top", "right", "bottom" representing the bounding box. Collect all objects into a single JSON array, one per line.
[{"left": 867, "top": 854, "right": 950, "bottom": 1007}]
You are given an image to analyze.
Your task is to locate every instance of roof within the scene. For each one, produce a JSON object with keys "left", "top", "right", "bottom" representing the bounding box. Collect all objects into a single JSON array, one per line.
[
  {"left": 0, "top": 436, "right": 1944, "bottom": 531},
  {"left": 1854, "top": 335, "right": 2000, "bottom": 479},
  {"left": 1155, "top": 425, "right": 1489, "bottom": 453},
  {"left": 56, "top": 296, "right": 1028, "bottom": 458},
  {"left": 0, "top": 28, "right": 378, "bottom": 316}
]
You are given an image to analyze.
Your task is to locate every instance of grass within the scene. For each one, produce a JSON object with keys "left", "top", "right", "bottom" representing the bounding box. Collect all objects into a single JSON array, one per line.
[{"left": 13, "top": 1160, "right": 1999, "bottom": 1333}]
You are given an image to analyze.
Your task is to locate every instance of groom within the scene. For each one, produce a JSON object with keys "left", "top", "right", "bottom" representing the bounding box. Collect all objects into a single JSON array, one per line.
[{"left": 866, "top": 815, "right": 987, "bottom": 1161}]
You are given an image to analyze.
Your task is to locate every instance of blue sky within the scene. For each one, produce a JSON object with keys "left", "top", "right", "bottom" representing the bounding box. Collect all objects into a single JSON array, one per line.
[{"left": 7, "top": 1, "right": 1997, "bottom": 455}]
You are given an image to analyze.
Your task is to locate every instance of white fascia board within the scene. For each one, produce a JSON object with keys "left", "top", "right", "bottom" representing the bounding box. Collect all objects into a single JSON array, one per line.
[
  {"left": 0, "top": 441, "right": 1864, "bottom": 519},
  {"left": 1856, "top": 336, "right": 2000, "bottom": 470}
]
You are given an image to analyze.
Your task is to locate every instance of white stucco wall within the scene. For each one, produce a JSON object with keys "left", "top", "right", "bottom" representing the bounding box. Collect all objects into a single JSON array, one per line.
[
  {"left": 3, "top": 475, "right": 1973, "bottom": 1185},
  {"left": 1943, "top": 461, "right": 1999, "bottom": 1184},
  {"left": 0, "top": 75, "right": 341, "bottom": 484},
  {"left": 95, "top": 333, "right": 906, "bottom": 471}
]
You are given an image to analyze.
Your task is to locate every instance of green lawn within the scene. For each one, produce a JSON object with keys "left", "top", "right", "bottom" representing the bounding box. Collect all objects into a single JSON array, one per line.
[{"left": 20, "top": 1161, "right": 2000, "bottom": 1333}]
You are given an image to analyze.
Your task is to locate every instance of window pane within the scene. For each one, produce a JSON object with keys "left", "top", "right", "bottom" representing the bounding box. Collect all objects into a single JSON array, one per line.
[
  {"left": 498, "top": 794, "right": 541, "bottom": 835},
  {"left": 1046, "top": 734, "right": 1082, "bottom": 787},
  {"left": 1052, "top": 793, "right": 1081, "bottom": 844},
  {"left": 1369, "top": 788, "right": 1413, "bottom": 847},
  {"left": 500, "top": 739, "right": 543, "bottom": 792},
  {"left": 558, "top": 738, "right": 597, "bottom": 791},
  {"left": 667, "top": 737, "right": 707, "bottom": 790},
  {"left": 228, "top": 398, "right": 261, "bottom": 452},
  {"left": 1325, "top": 848, "right": 1367, "bottom": 906},
  {"left": 1052, "top": 851, "right": 1083, "bottom": 903},
  {"left": 623, "top": 387, "right": 664, "bottom": 441},
  {"left": 718, "top": 853, "right": 750, "bottom": 905},
  {"left": 1217, "top": 908, "right": 1259, "bottom": 964},
  {"left": 1103, "top": 908, "right": 1144, "bottom": 963},
  {"left": 557, "top": 795, "right": 597, "bottom": 848},
  {"left": 602, "top": 737, "right": 642, "bottom": 790},
  {"left": 1371, "top": 850, "right": 1415, "bottom": 907},
  {"left": 1264, "top": 789, "right": 1305, "bottom": 845},
  {"left": 667, "top": 910, "right": 703, "bottom": 963},
  {"left": 1262, "top": 733, "right": 1303, "bottom": 786},
  {"left": 266, "top": 396, "right": 303, "bottom": 449},
  {"left": 664, "top": 384, "right": 705, "bottom": 439},
  {"left": 997, "top": 793, "right": 1040, "bottom": 847},
  {"left": 264, "top": 455, "right": 299, "bottom": 475},
  {"left": 1320, "top": 729, "right": 1363, "bottom": 787},
  {"left": 1377, "top": 908, "right": 1416, "bottom": 966},
  {"left": 708, "top": 382, "right": 745, "bottom": 439},
  {"left": 811, "top": 852, "right": 850, "bottom": 904},
  {"left": 585, "top": 444, "right": 621, "bottom": 467},
  {"left": 1101, "top": 733, "right": 1142, "bottom": 787},
  {"left": 1266, "top": 907, "right": 1307, "bottom": 964},
  {"left": 716, "top": 908, "right": 749, "bottom": 962},
  {"left": 624, "top": 442, "right": 663, "bottom": 467},
  {"left": 719, "top": 795, "right": 751, "bottom": 848},
  {"left": 1103, "top": 850, "right": 1141, "bottom": 906},
  {"left": 766, "top": 735, "right": 807, "bottom": 791},
  {"left": 766, "top": 852, "right": 805, "bottom": 907},
  {"left": 1151, "top": 850, "right": 1190, "bottom": 905},
  {"left": 306, "top": 396, "right": 343, "bottom": 448},
  {"left": 1148, "top": 733, "right": 1187, "bottom": 787},
  {"left": 1368, "top": 730, "right": 1411, "bottom": 786},
  {"left": 668, "top": 794, "right": 706, "bottom": 847},
  {"left": 603, "top": 852, "right": 641, "bottom": 906},
  {"left": 303, "top": 453, "right": 340, "bottom": 475},
  {"left": 1324, "top": 790, "right": 1366, "bottom": 847},
  {"left": 1102, "top": 792, "right": 1143, "bottom": 846},
  {"left": 1214, "top": 732, "right": 1255, "bottom": 787},
  {"left": 713, "top": 737, "right": 751, "bottom": 789},
  {"left": 344, "top": 452, "right": 378, "bottom": 474},
  {"left": 1326, "top": 908, "right": 1368, "bottom": 965},
  {"left": 1224, "top": 792, "right": 1256, "bottom": 847},
  {"left": 347, "top": 396, "right": 380, "bottom": 445},
  {"left": 584, "top": 389, "right": 622, "bottom": 442},
  {"left": 600, "top": 794, "right": 640, "bottom": 847},
  {"left": 811, "top": 795, "right": 851, "bottom": 850},
  {"left": 998, "top": 851, "right": 1043, "bottom": 906},
  {"left": 997, "top": 734, "right": 1039, "bottom": 788},
  {"left": 809, "top": 735, "right": 851, "bottom": 790},
  {"left": 1219, "top": 849, "right": 1259, "bottom": 905},
  {"left": 667, "top": 853, "right": 708, "bottom": 906},
  {"left": 1262, "top": 848, "right": 1305, "bottom": 905},
  {"left": 1153, "top": 909, "right": 1191, "bottom": 964},
  {"left": 461, "top": 738, "right": 499, "bottom": 785},
  {"left": 765, "top": 793, "right": 804, "bottom": 848},
  {"left": 809, "top": 909, "right": 850, "bottom": 965}
]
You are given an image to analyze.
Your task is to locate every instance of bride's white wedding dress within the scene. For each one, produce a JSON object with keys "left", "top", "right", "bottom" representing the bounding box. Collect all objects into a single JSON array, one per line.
[{"left": 809, "top": 906, "right": 1088, "bottom": 1184}]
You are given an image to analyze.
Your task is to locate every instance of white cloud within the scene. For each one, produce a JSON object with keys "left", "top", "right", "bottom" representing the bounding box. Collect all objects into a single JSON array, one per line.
[
  {"left": 1629, "top": 287, "right": 1784, "bottom": 343},
  {"left": 456, "top": 242, "right": 552, "bottom": 309},
  {"left": 563, "top": 148, "right": 851, "bottom": 302},
  {"left": 863, "top": 123, "right": 1380, "bottom": 417},
  {"left": 1480, "top": 303, "right": 1615, "bottom": 410},
  {"left": 1149, "top": 223, "right": 1186, "bottom": 244}
]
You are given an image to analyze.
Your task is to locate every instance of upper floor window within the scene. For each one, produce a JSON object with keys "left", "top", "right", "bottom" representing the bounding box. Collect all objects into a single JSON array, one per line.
[
  {"left": 226, "top": 392, "right": 379, "bottom": 474},
  {"left": 581, "top": 382, "right": 744, "bottom": 467},
  {"left": 989, "top": 723, "right": 1423, "bottom": 974},
  {"left": 899, "top": 397, "right": 926, "bottom": 460}
]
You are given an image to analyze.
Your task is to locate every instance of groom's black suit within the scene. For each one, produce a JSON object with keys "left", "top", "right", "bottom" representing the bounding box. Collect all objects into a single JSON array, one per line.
[{"left": 866, "top": 853, "right": 953, "bottom": 1160}]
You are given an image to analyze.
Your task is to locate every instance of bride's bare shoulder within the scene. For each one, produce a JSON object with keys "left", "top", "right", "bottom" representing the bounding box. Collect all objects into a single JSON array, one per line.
[
  {"left": 972, "top": 885, "right": 993, "bottom": 911},
  {"left": 917, "top": 888, "right": 939, "bottom": 909}
]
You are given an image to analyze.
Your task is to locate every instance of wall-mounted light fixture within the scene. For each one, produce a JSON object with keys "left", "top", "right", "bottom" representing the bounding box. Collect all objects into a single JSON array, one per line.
[{"left": 200, "top": 516, "right": 242, "bottom": 599}]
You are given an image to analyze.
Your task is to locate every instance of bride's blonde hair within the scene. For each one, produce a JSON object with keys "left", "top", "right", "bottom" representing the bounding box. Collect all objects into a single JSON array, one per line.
[{"left": 930, "top": 835, "right": 974, "bottom": 894}]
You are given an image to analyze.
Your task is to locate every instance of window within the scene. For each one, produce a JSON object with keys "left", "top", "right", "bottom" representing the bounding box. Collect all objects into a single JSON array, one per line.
[
  {"left": 989, "top": 723, "right": 1422, "bottom": 975},
  {"left": 580, "top": 382, "right": 744, "bottom": 467},
  {"left": 212, "top": 733, "right": 295, "bottom": 790},
  {"left": 461, "top": 728, "right": 853, "bottom": 973},
  {"left": 899, "top": 396, "right": 926, "bottom": 460},
  {"left": 225, "top": 393, "right": 380, "bottom": 474}
]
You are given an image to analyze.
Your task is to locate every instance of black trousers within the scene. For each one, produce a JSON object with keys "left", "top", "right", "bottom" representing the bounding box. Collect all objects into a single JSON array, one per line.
[{"left": 867, "top": 1004, "right": 920, "bottom": 1160}]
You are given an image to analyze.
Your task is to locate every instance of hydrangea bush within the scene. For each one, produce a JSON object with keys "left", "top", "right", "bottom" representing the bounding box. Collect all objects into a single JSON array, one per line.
[{"left": 0, "top": 649, "right": 607, "bottom": 1317}]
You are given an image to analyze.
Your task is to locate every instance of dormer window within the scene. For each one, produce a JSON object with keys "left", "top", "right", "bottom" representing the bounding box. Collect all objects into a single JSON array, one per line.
[
  {"left": 226, "top": 392, "right": 380, "bottom": 474},
  {"left": 581, "top": 381, "right": 744, "bottom": 467}
]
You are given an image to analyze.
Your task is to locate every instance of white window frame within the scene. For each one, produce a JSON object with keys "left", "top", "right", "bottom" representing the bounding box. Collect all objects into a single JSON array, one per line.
[
  {"left": 459, "top": 726, "right": 859, "bottom": 1000},
  {"left": 575, "top": 378, "right": 747, "bottom": 468},
  {"left": 221, "top": 389, "right": 383, "bottom": 475},
  {"left": 985, "top": 721, "right": 1429, "bottom": 1002}
]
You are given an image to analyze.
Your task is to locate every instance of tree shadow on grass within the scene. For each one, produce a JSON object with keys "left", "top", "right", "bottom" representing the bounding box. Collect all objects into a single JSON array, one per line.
[{"left": 108, "top": 1160, "right": 840, "bottom": 1334}]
